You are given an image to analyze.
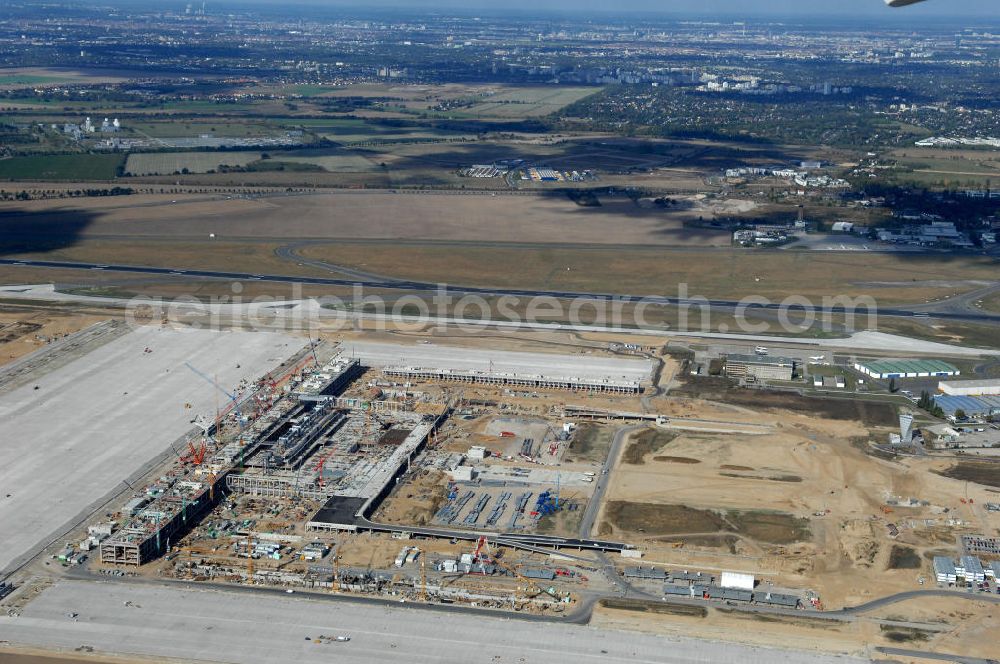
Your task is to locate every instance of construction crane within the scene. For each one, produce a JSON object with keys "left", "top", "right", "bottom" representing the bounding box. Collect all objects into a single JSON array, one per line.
[
  {"left": 183, "top": 439, "right": 207, "bottom": 465},
  {"left": 186, "top": 362, "right": 239, "bottom": 407},
  {"left": 185, "top": 362, "right": 245, "bottom": 433},
  {"left": 314, "top": 449, "right": 335, "bottom": 488},
  {"left": 246, "top": 531, "right": 254, "bottom": 584},
  {"left": 307, "top": 337, "right": 321, "bottom": 368},
  {"left": 420, "top": 557, "right": 428, "bottom": 602}
]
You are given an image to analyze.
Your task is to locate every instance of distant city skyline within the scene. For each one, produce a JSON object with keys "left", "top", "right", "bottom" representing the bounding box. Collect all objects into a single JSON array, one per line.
[{"left": 198, "top": 0, "right": 994, "bottom": 17}]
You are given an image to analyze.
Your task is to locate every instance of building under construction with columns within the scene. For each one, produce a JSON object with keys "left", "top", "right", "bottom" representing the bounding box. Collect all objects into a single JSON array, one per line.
[
  {"left": 100, "top": 354, "right": 367, "bottom": 566},
  {"left": 382, "top": 366, "right": 641, "bottom": 394}
]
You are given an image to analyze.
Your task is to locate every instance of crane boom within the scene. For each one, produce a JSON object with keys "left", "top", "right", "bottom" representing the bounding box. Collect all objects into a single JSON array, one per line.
[{"left": 185, "top": 362, "right": 238, "bottom": 405}]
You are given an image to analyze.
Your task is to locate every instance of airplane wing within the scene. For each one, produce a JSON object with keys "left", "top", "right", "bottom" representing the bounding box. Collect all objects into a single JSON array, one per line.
[{"left": 886, "top": 0, "right": 928, "bottom": 6}]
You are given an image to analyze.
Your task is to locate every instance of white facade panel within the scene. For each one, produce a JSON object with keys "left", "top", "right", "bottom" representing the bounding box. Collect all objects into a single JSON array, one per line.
[{"left": 720, "top": 571, "right": 755, "bottom": 591}]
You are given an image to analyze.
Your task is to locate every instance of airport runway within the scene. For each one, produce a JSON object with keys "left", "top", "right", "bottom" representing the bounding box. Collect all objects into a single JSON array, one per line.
[
  {"left": 3, "top": 257, "right": 1000, "bottom": 324},
  {"left": 0, "top": 580, "right": 870, "bottom": 664}
]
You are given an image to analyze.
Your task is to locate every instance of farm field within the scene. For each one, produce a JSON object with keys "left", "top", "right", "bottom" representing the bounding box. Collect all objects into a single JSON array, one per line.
[
  {"left": 0, "top": 74, "right": 68, "bottom": 87},
  {"left": 124, "top": 151, "right": 263, "bottom": 175},
  {"left": 0, "top": 66, "right": 133, "bottom": 89},
  {"left": 463, "top": 87, "right": 599, "bottom": 118},
  {"left": 887, "top": 147, "right": 1000, "bottom": 187},
  {"left": 312, "top": 118, "right": 473, "bottom": 144},
  {"left": 127, "top": 121, "right": 281, "bottom": 139},
  {"left": 251, "top": 81, "right": 477, "bottom": 100},
  {"left": 0, "top": 153, "right": 124, "bottom": 181},
  {"left": 274, "top": 147, "right": 383, "bottom": 172},
  {"left": 250, "top": 82, "right": 599, "bottom": 120}
]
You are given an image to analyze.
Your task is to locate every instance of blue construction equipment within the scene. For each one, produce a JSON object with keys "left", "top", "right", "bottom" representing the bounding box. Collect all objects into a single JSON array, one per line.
[{"left": 532, "top": 490, "right": 559, "bottom": 517}]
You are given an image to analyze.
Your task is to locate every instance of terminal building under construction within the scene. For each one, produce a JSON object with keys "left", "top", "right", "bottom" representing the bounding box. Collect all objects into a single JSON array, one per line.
[
  {"left": 100, "top": 357, "right": 368, "bottom": 566},
  {"left": 382, "top": 366, "right": 641, "bottom": 394}
]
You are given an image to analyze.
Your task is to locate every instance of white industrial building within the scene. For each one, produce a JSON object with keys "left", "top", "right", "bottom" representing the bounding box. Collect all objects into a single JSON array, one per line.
[
  {"left": 938, "top": 379, "right": 1000, "bottom": 396},
  {"left": 933, "top": 556, "right": 957, "bottom": 585},
  {"left": 450, "top": 466, "right": 475, "bottom": 482},
  {"left": 383, "top": 366, "right": 642, "bottom": 394},
  {"left": 956, "top": 556, "right": 986, "bottom": 583},
  {"left": 719, "top": 571, "right": 755, "bottom": 591},
  {"left": 724, "top": 354, "right": 796, "bottom": 382},
  {"left": 853, "top": 359, "right": 960, "bottom": 380}
]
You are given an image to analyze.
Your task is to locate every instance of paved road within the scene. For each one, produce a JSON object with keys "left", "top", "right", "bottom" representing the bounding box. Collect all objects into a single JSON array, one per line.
[
  {"left": 274, "top": 240, "right": 407, "bottom": 283},
  {"left": 578, "top": 425, "right": 644, "bottom": 540},
  {"left": 0, "top": 580, "right": 870, "bottom": 664},
  {"left": 4, "top": 257, "right": 1000, "bottom": 324},
  {"left": 351, "top": 512, "right": 630, "bottom": 554},
  {"left": 831, "top": 588, "right": 1000, "bottom": 616},
  {"left": 910, "top": 282, "right": 1000, "bottom": 318},
  {"left": 875, "top": 647, "right": 998, "bottom": 664}
]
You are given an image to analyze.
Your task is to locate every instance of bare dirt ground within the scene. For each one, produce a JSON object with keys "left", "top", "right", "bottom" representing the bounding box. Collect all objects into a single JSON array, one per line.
[
  {"left": 593, "top": 594, "right": 1000, "bottom": 661},
  {"left": 0, "top": 649, "right": 165, "bottom": 664},
  {"left": 592, "top": 603, "right": 867, "bottom": 657},
  {"left": 374, "top": 469, "right": 449, "bottom": 527},
  {"left": 333, "top": 531, "right": 468, "bottom": 570},
  {"left": 601, "top": 409, "right": 999, "bottom": 611},
  {"left": 0, "top": 309, "right": 108, "bottom": 366},
  {"left": 865, "top": 595, "right": 1000, "bottom": 660}
]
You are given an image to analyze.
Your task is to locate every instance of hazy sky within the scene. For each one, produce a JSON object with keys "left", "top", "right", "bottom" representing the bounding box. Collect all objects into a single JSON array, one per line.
[{"left": 225, "top": 0, "right": 993, "bottom": 17}]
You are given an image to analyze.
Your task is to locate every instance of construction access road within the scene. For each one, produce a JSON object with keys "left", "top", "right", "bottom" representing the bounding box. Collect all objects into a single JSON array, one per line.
[
  {"left": 578, "top": 424, "right": 644, "bottom": 540},
  {"left": 0, "top": 580, "right": 869, "bottom": 664}
]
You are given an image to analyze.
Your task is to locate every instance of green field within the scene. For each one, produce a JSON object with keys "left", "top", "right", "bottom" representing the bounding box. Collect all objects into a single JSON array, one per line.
[
  {"left": 888, "top": 149, "right": 1000, "bottom": 187},
  {"left": 276, "top": 148, "right": 382, "bottom": 172},
  {"left": 314, "top": 119, "right": 471, "bottom": 144},
  {"left": 128, "top": 121, "right": 278, "bottom": 139},
  {"left": 124, "top": 151, "right": 262, "bottom": 176},
  {"left": 464, "top": 87, "right": 598, "bottom": 118},
  {"left": 0, "top": 153, "right": 124, "bottom": 180},
  {"left": 0, "top": 74, "right": 68, "bottom": 86},
  {"left": 285, "top": 84, "right": 343, "bottom": 97}
]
